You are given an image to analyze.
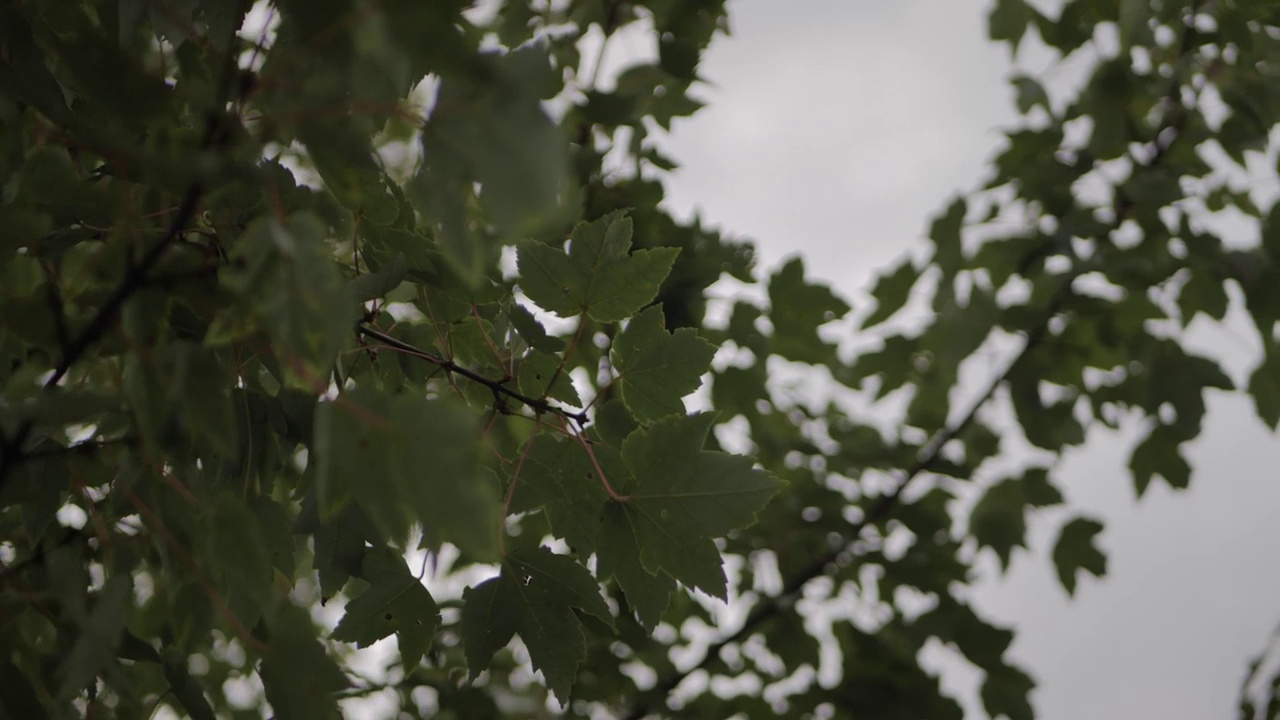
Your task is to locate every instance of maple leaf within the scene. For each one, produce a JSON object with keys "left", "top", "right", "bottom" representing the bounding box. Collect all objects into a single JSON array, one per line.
[
  {"left": 516, "top": 211, "right": 679, "bottom": 322},
  {"left": 599, "top": 413, "right": 782, "bottom": 600},
  {"left": 612, "top": 305, "right": 717, "bottom": 423},
  {"left": 331, "top": 546, "right": 439, "bottom": 668},
  {"left": 461, "top": 547, "right": 613, "bottom": 704}
]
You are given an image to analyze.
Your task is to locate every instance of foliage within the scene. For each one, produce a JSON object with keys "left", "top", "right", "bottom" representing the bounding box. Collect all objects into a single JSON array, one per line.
[{"left": 0, "top": 0, "right": 1278, "bottom": 718}]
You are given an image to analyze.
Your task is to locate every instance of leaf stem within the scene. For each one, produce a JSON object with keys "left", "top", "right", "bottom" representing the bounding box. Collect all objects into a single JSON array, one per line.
[{"left": 563, "top": 416, "right": 630, "bottom": 502}]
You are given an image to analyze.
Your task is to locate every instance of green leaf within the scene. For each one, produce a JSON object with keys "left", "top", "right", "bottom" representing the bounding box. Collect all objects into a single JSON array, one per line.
[
  {"left": 460, "top": 577, "right": 518, "bottom": 681},
  {"left": 930, "top": 197, "right": 967, "bottom": 280},
  {"left": 602, "top": 413, "right": 783, "bottom": 599},
  {"left": 308, "top": 503, "right": 377, "bottom": 600},
  {"left": 222, "top": 213, "right": 359, "bottom": 386},
  {"left": 1129, "top": 425, "right": 1191, "bottom": 496},
  {"left": 517, "top": 211, "right": 680, "bottom": 322},
  {"left": 861, "top": 258, "right": 921, "bottom": 330},
  {"left": 1081, "top": 59, "right": 1132, "bottom": 160},
  {"left": 1263, "top": 202, "right": 1280, "bottom": 262},
  {"left": 161, "top": 649, "right": 217, "bottom": 720},
  {"left": 253, "top": 497, "right": 297, "bottom": 578},
  {"left": 506, "top": 301, "right": 566, "bottom": 353},
  {"left": 260, "top": 605, "right": 349, "bottom": 720},
  {"left": 1011, "top": 75, "right": 1050, "bottom": 114},
  {"left": 1177, "top": 265, "right": 1229, "bottom": 325},
  {"left": 462, "top": 547, "right": 612, "bottom": 704},
  {"left": 206, "top": 493, "right": 274, "bottom": 611},
  {"left": 988, "top": 0, "right": 1033, "bottom": 52},
  {"left": 767, "top": 257, "right": 850, "bottom": 363},
  {"left": 981, "top": 663, "right": 1036, "bottom": 720},
  {"left": 313, "top": 388, "right": 500, "bottom": 557},
  {"left": 412, "top": 46, "right": 576, "bottom": 280},
  {"left": 517, "top": 349, "right": 581, "bottom": 406},
  {"left": 58, "top": 575, "right": 132, "bottom": 699},
  {"left": 512, "top": 435, "right": 610, "bottom": 556},
  {"left": 1117, "top": 0, "right": 1154, "bottom": 50},
  {"left": 612, "top": 305, "right": 716, "bottom": 423},
  {"left": 596, "top": 505, "right": 675, "bottom": 629},
  {"left": 1250, "top": 342, "right": 1280, "bottom": 429},
  {"left": 1052, "top": 517, "right": 1106, "bottom": 596},
  {"left": 332, "top": 546, "right": 440, "bottom": 668},
  {"left": 968, "top": 482, "right": 1023, "bottom": 571},
  {"left": 914, "top": 599, "right": 1013, "bottom": 671},
  {"left": 969, "top": 468, "right": 1062, "bottom": 570},
  {"left": 349, "top": 253, "right": 408, "bottom": 302},
  {"left": 505, "top": 546, "right": 614, "bottom": 630}
]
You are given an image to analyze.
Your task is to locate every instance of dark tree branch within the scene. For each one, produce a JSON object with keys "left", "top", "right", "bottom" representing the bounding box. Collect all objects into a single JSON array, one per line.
[{"left": 356, "top": 324, "right": 589, "bottom": 426}]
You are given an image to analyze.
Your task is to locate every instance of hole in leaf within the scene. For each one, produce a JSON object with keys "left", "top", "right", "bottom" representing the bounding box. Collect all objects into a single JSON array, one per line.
[{"left": 384, "top": 612, "right": 393, "bottom": 620}]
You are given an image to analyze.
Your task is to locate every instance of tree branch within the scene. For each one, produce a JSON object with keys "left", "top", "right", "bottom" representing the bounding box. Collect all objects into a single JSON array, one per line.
[{"left": 355, "top": 324, "right": 589, "bottom": 425}]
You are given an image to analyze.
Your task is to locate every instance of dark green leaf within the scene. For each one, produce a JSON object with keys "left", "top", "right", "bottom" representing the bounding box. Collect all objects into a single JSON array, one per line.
[
  {"left": 988, "top": 0, "right": 1033, "bottom": 52},
  {"left": 767, "top": 257, "right": 850, "bottom": 363},
  {"left": 604, "top": 413, "right": 783, "bottom": 598},
  {"left": 1052, "top": 517, "right": 1107, "bottom": 596},
  {"left": 260, "top": 605, "right": 349, "bottom": 720},
  {"left": 517, "top": 211, "right": 680, "bottom": 322},
  {"left": 1250, "top": 342, "right": 1280, "bottom": 430},
  {"left": 612, "top": 305, "right": 717, "bottom": 423},
  {"left": 462, "top": 547, "right": 611, "bottom": 704},
  {"left": 332, "top": 546, "right": 440, "bottom": 668},
  {"left": 313, "top": 388, "right": 500, "bottom": 557},
  {"left": 981, "top": 663, "right": 1036, "bottom": 720},
  {"left": 58, "top": 575, "right": 132, "bottom": 699},
  {"left": 861, "top": 258, "right": 921, "bottom": 330},
  {"left": 1129, "top": 425, "right": 1192, "bottom": 495}
]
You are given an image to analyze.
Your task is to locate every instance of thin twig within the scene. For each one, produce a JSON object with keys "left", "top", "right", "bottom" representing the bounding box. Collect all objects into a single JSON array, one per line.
[{"left": 356, "top": 324, "right": 588, "bottom": 425}]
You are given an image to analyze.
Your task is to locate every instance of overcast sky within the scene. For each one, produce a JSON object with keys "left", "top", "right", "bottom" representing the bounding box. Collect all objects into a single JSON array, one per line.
[{"left": 638, "top": 1, "right": 1280, "bottom": 718}]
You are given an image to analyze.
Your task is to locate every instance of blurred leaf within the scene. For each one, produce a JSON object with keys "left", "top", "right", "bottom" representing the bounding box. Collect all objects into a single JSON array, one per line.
[
  {"left": 1129, "top": 425, "right": 1191, "bottom": 495},
  {"left": 862, "top": 259, "right": 921, "bottom": 329},
  {"left": 1052, "top": 517, "right": 1107, "bottom": 596},
  {"left": 413, "top": 46, "right": 576, "bottom": 280},
  {"left": 988, "top": 0, "right": 1034, "bottom": 52},
  {"left": 260, "top": 605, "right": 349, "bottom": 720},
  {"left": 313, "top": 388, "right": 500, "bottom": 557},
  {"left": 969, "top": 468, "right": 1062, "bottom": 571},
  {"left": 768, "top": 257, "right": 850, "bottom": 363},
  {"left": 981, "top": 663, "right": 1036, "bottom": 720}
]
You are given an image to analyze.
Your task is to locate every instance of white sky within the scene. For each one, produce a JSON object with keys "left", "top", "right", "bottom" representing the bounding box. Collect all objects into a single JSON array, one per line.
[{"left": 645, "top": 1, "right": 1280, "bottom": 718}]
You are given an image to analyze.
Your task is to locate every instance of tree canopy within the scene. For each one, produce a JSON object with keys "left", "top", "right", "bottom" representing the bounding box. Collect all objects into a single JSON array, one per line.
[{"left": 1, "top": 1, "right": 1278, "bottom": 718}]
